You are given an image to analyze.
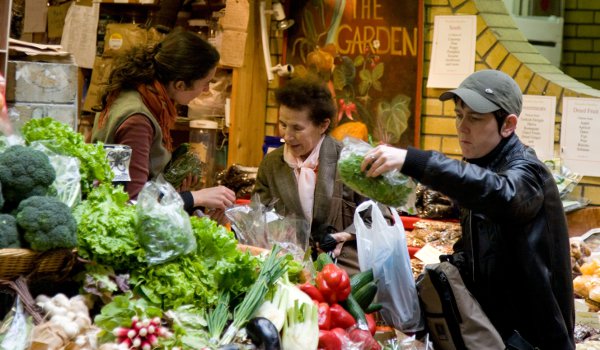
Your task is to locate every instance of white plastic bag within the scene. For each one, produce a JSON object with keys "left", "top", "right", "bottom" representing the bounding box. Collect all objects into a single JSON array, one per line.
[{"left": 355, "top": 200, "right": 422, "bottom": 332}]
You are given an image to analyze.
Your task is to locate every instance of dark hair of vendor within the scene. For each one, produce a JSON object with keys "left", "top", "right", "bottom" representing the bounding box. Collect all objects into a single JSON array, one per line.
[
  {"left": 99, "top": 30, "right": 220, "bottom": 109},
  {"left": 275, "top": 78, "right": 336, "bottom": 133}
]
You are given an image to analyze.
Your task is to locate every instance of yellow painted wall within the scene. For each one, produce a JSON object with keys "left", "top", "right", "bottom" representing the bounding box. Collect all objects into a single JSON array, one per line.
[{"left": 422, "top": 0, "right": 600, "bottom": 205}]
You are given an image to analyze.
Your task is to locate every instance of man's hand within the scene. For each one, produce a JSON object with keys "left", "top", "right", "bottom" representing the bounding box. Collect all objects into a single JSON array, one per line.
[{"left": 361, "top": 145, "right": 407, "bottom": 177}]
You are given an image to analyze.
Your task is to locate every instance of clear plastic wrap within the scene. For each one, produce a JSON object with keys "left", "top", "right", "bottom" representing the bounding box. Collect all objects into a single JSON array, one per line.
[
  {"left": 0, "top": 296, "right": 34, "bottom": 350},
  {"left": 29, "top": 141, "right": 82, "bottom": 208},
  {"left": 338, "top": 137, "right": 415, "bottom": 208},
  {"left": 544, "top": 158, "right": 583, "bottom": 199},
  {"left": 355, "top": 200, "right": 423, "bottom": 332},
  {"left": 225, "top": 194, "right": 310, "bottom": 261},
  {"left": 136, "top": 175, "right": 196, "bottom": 265}
]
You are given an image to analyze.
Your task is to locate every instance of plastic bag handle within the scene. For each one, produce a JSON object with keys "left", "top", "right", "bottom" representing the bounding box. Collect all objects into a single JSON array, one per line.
[{"left": 354, "top": 200, "right": 402, "bottom": 232}]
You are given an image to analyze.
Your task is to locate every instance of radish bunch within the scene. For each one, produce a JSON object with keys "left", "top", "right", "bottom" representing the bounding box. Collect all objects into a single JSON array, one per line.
[{"left": 113, "top": 316, "right": 172, "bottom": 350}]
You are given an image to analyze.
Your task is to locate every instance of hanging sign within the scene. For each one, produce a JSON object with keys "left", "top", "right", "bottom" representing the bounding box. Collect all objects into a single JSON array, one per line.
[
  {"left": 560, "top": 97, "right": 600, "bottom": 177},
  {"left": 426, "top": 15, "right": 476, "bottom": 89},
  {"left": 516, "top": 95, "right": 556, "bottom": 161}
]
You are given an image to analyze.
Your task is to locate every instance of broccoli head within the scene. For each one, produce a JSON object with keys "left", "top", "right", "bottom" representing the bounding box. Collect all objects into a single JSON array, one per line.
[
  {"left": 0, "top": 145, "right": 56, "bottom": 208},
  {"left": 0, "top": 214, "right": 20, "bottom": 248},
  {"left": 16, "top": 196, "right": 77, "bottom": 251}
]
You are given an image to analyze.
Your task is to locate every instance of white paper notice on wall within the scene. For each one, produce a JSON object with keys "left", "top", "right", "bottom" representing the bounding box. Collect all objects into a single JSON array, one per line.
[
  {"left": 426, "top": 15, "right": 476, "bottom": 89},
  {"left": 560, "top": 97, "right": 600, "bottom": 177},
  {"left": 516, "top": 95, "right": 556, "bottom": 161}
]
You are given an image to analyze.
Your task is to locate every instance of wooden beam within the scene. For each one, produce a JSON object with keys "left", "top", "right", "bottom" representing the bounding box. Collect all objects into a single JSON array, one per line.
[{"left": 227, "top": 0, "right": 268, "bottom": 167}]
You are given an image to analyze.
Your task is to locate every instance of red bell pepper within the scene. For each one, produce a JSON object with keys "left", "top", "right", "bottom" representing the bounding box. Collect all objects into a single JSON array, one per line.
[
  {"left": 365, "top": 313, "right": 376, "bottom": 335},
  {"left": 318, "top": 302, "right": 331, "bottom": 330},
  {"left": 348, "top": 328, "right": 381, "bottom": 350},
  {"left": 316, "top": 263, "right": 351, "bottom": 304},
  {"left": 299, "top": 282, "right": 325, "bottom": 303},
  {"left": 329, "top": 303, "right": 356, "bottom": 329},
  {"left": 318, "top": 330, "right": 342, "bottom": 350}
]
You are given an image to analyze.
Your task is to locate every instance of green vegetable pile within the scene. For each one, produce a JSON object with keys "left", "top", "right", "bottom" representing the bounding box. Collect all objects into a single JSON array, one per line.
[
  {"left": 21, "top": 117, "right": 113, "bottom": 195},
  {"left": 131, "top": 216, "right": 260, "bottom": 310},
  {"left": 163, "top": 143, "right": 203, "bottom": 189},
  {"left": 73, "top": 183, "right": 145, "bottom": 271},
  {"left": 338, "top": 148, "right": 413, "bottom": 207}
]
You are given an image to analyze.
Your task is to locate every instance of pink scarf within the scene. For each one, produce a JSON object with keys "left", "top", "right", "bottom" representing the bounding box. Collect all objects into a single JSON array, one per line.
[{"left": 283, "top": 136, "right": 325, "bottom": 222}]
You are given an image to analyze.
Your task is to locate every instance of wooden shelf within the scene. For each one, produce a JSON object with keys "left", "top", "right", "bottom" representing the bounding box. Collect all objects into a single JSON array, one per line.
[{"left": 0, "top": 0, "right": 12, "bottom": 77}]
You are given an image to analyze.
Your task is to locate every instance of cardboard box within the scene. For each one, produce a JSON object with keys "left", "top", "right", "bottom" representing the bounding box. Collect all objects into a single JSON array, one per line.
[
  {"left": 7, "top": 102, "right": 77, "bottom": 130},
  {"left": 83, "top": 56, "right": 113, "bottom": 112},
  {"left": 5, "top": 60, "right": 77, "bottom": 104},
  {"left": 102, "top": 24, "right": 163, "bottom": 58}
]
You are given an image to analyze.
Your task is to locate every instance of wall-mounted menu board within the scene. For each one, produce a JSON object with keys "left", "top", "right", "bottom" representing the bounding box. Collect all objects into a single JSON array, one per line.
[{"left": 560, "top": 97, "right": 600, "bottom": 177}]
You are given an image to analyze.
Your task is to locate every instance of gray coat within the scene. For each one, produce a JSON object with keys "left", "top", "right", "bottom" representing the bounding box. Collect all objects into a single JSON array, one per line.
[{"left": 253, "top": 135, "right": 365, "bottom": 273}]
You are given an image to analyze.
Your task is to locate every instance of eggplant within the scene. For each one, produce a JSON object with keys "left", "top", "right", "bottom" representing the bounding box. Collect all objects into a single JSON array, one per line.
[{"left": 246, "top": 317, "right": 281, "bottom": 350}]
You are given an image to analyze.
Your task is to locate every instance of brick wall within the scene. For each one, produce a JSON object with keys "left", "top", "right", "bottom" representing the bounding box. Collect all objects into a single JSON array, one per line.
[
  {"left": 563, "top": 0, "right": 600, "bottom": 90},
  {"left": 424, "top": 0, "right": 600, "bottom": 205}
]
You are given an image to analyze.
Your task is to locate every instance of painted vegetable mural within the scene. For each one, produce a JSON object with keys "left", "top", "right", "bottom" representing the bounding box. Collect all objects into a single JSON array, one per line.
[{"left": 286, "top": 0, "right": 422, "bottom": 147}]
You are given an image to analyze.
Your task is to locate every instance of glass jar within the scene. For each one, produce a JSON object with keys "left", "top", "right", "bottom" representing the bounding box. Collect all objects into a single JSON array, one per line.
[{"left": 189, "top": 119, "right": 218, "bottom": 188}]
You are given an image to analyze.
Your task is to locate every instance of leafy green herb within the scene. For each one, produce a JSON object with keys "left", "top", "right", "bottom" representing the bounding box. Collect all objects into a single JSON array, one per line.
[
  {"left": 338, "top": 152, "right": 413, "bottom": 207},
  {"left": 131, "top": 216, "right": 259, "bottom": 310},
  {"left": 137, "top": 203, "right": 195, "bottom": 265},
  {"left": 163, "top": 143, "right": 203, "bottom": 189},
  {"left": 74, "top": 263, "right": 130, "bottom": 304}
]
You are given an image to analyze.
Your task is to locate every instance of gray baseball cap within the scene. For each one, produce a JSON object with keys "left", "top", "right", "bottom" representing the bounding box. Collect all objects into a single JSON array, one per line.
[{"left": 439, "top": 70, "right": 522, "bottom": 116}]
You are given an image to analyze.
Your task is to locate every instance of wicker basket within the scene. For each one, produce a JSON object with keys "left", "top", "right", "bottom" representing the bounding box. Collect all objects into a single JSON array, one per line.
[{"left": 0, "top": 248, "right": 77, "bottom": 280}]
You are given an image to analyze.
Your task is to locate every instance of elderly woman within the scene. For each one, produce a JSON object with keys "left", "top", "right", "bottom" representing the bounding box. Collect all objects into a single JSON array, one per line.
[{"left": 253, "top": 78, "right": 369, "bottom": 274}]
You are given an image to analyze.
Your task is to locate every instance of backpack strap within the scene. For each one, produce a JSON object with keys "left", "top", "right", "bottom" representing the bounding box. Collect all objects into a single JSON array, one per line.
[{"left": 505, "top": 330, "right": 538, "bottom": 350}]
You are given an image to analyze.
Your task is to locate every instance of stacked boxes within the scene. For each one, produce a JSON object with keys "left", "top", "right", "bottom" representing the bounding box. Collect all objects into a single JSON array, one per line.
[{"left": 5, "top": 59, "right": 78, "bottom": 130}]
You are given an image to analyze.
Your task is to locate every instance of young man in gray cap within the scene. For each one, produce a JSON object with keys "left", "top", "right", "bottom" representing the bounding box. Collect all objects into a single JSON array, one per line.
[{"left": 361, "top": 69, "right": 574, "bottom": 349}]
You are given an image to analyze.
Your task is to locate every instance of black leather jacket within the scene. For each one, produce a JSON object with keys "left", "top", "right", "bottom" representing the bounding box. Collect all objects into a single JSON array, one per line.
[{"left": 403, "top": 134, "right": 575, "bottom": 350}]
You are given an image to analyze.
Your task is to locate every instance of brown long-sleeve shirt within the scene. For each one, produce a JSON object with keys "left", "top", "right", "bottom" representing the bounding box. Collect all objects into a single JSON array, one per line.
[{"left": 114, "top": 114, "right": 194, "bottom": 210}]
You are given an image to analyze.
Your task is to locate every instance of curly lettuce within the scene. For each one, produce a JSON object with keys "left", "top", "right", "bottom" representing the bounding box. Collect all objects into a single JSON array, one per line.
[
  {"left": 131, "top": 216, "right": 259, "bottom": 310},
  {"left": 21, "top": 117, "right": 113, "bottom": 194},
  {"left": 73, "top": 183, "right": 145, "bottom": 270}
]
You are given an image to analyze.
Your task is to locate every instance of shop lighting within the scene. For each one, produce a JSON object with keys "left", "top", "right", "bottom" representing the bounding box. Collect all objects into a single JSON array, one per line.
[{"left": 260, "top": 1, "right": 294, "bottom": 81}]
